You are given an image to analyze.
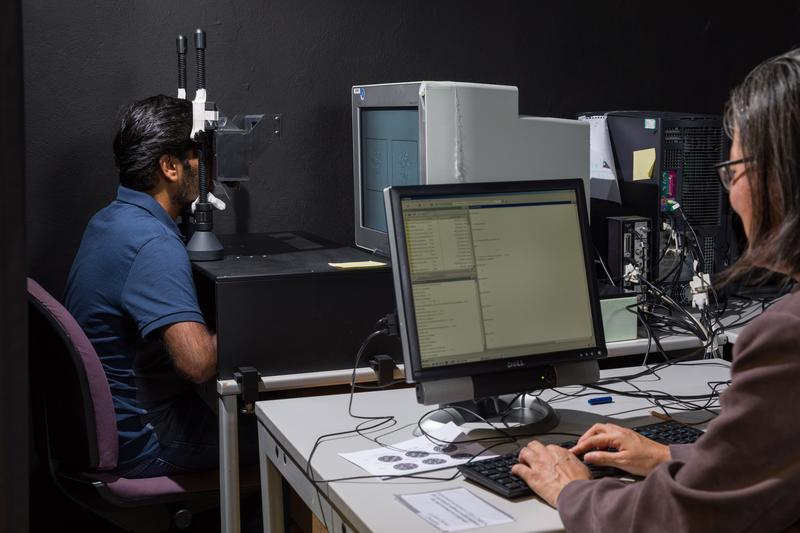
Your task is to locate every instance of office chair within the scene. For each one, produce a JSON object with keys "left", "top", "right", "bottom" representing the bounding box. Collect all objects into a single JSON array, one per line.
[{"left": 27, "top": 278, "right": 259, "bottom": 531}]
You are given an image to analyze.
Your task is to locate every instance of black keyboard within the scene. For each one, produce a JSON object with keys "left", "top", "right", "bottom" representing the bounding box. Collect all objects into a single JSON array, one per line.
[
  {"left": 631, "top": 420, "right": 705, "bottom": 445},
  {"left": 458, "top": 420, "right": 704, "bottom": 499}
]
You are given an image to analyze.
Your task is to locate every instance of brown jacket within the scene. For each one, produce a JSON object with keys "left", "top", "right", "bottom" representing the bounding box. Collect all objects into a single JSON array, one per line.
[{"left": 558, "top": 291, "right": 800, "bottom": 532}]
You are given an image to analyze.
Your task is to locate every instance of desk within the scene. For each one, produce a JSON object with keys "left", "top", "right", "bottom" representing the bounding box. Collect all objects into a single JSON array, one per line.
[
  {"left": 216, "top": 296, "right": 764, "bottom": 531},
  {"left": 218, "top": 297, "right": 763, "bottom": 532},
  {"left": 217, "top": 331, "right": 689, "bottom": 532},
  {"left": 255, "top": 360, "right": 730, "bottom": 533},
  {"left": 215, "top": 366, "right": 404, "bottom": 532}
]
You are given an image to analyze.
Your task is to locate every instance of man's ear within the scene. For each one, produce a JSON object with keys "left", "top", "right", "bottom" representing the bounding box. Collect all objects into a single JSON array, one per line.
[{"left": 157, "top": 154, "right": 181, "bottom": 184}]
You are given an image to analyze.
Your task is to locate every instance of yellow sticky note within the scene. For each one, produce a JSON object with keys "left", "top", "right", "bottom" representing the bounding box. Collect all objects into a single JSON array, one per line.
[
  {"left": 328, "top": 260, "right": 387, "bottom": 270},
  {"left": 632, "top": 148, "right": 656, "bottom": 181}
]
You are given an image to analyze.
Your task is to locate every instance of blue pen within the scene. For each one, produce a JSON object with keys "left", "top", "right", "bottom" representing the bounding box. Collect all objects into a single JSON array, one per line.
[{"left": 588, "top": 396, "right": 613, "bottom": 405}]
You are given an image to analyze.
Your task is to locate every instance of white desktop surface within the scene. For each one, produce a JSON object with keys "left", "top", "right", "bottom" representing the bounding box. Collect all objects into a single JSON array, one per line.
[{"left": 256, "top": 360, "right": 730, "bottom": 533}]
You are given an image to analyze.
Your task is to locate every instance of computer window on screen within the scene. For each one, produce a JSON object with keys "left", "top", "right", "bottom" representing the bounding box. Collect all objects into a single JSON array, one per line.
[{"left": 400, "top": 190, "right": 596, "bottom": 368}]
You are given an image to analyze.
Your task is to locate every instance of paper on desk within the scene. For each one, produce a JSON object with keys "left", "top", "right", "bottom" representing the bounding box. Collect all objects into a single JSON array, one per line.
[
  {"left": 397, "top": 487, "right": 514, "bottom": 532},
  {"left": 328, "top": 260, "right": 387, "bottom": 269},
  {"left": 339, "top": 422, "right": 496, "bottom": 477},
  {"left": 579, "top": 114, "right": 621, "bottom": 204}
]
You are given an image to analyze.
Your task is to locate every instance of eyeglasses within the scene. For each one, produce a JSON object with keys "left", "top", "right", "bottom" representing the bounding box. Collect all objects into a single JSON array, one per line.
[{"left": 714, "top": 157, "right": 753, "bottom": 191}]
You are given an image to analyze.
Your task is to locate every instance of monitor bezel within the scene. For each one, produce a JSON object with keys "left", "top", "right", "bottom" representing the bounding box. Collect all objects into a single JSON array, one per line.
[
  {"left": 385, "top": 179, "right": 607, "bottom": 384},
  {"left": 352, "top": 82, "right": 426, "bottom": 255}
]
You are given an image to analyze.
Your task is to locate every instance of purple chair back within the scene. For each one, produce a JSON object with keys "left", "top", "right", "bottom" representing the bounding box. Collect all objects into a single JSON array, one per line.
[{"left": 27, "top": 278, "right": 118, "bottom": 471}]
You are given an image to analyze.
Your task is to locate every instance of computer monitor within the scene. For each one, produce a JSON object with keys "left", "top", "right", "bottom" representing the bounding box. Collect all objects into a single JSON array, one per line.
[
  {"left": 384, "top": 179, "right": 606, "bottom": 430},
  {"left": 352, "top": 81, "right": 590, "bottom": 255}
]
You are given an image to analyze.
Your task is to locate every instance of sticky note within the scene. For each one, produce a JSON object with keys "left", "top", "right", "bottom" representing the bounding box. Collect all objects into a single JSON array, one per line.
[
  {"left": 328, "top": 260, "right": 387, "bottom": 269},
  {"left": 632, "top": 148, "right": 656, "bottom": 181}
]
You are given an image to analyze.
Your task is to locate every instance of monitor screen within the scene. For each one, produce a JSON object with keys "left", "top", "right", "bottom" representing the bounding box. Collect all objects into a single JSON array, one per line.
[
  {"left": 360, "top": 108, "right": 420, "bottom": 233},
  {"left": 385, "top": 180, "right": 605, "bottom": 384}
]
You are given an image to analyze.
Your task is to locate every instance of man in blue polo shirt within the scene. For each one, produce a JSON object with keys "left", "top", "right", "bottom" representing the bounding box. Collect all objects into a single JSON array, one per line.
[{"left": 65, "top": 95, "right": 226, "bottom": 478}]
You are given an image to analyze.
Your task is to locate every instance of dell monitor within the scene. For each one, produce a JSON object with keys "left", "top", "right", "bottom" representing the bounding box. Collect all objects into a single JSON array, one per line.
[{"left": 384, "top": 179, "right": 606, "bottom": 431}]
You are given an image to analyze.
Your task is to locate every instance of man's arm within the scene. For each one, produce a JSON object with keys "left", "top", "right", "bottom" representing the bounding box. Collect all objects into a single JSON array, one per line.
[
  {"left": 163, "top": 321, "right": 217, "bottom": 383},
  {"left": 120, "top": 235, "right": 215, "bottom": 383}
]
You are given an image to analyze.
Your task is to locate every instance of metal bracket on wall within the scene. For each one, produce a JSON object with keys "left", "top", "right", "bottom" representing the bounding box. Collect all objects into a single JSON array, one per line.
[{"left": 271, "top": 113, "right": 282, "bottom": 137}]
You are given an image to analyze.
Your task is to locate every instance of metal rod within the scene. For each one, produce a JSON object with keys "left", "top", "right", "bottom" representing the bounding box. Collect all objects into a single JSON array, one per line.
[
  {"left": 176, "top": 35, "right": 187, "bottom": 96},
  {"left": 194, "top": 29, "right": 206, "bottom": 90}
]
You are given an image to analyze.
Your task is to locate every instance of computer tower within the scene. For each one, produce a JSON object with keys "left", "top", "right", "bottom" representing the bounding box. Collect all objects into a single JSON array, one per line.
[
  {"left": 582, "top": 111, "right": 733, "bottom": 300},
  {"left": 607, "top": 216, "right": 651, "bottom": 286}
]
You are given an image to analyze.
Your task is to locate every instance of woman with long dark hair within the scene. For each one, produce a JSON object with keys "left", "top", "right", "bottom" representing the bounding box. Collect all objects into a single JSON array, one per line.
[{"left": 514, "top": 49, "right": 800, "bottom": 532}]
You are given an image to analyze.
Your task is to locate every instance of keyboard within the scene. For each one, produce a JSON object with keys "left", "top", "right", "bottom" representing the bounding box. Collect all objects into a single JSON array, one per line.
[
  {"left": 629, "top": 419, "right": 705, "bottom": 444},
  {"left": 458, "top": 420, "right": 704, "bottom": 499}
]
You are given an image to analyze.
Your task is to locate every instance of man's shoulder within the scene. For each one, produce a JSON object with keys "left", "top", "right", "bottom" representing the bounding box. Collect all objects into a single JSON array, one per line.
[{"left": 90, "top": 200, "right": 181, "bottom": 250}]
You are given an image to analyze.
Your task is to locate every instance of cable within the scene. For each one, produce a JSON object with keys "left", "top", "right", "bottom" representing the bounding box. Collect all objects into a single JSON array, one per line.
[
  {"left": 415, "top": 405, "right": 518, "bottom": 446},
  {"left": 675, "top": 206, "right": 705, "bottom": 273},
  {"left": 306, "top": 430, "right": 587, "bottom": 485},
  {"left": 593, "top": 243, "right": 617, "bottom": 287},
  {"left": 640, "top": 277, "right": 709, "bottom": 342},
  {"left": 305, "top": 327, "right": 393, "bottom": 480},
  {"left": 539, "top": 367, "right": 728, "bottom": 424},
  {"left": 635, "top": 308, "right": 659, "bottom": 366},
  {"left": 593, "top": 339, "right": 718, "bottom": 386},
  {"left": 302, "top": 288, "right": 740, "bottom": 496}
]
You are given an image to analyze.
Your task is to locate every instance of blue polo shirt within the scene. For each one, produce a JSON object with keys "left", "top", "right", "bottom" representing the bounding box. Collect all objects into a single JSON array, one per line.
[{"left": 64, "top": 185, "right": 206, "bottom": 471}]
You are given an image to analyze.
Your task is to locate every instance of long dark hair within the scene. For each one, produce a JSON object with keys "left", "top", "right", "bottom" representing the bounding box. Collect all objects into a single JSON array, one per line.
[{"left": 718, "top": 48, "right": 800, "bottom": 285}]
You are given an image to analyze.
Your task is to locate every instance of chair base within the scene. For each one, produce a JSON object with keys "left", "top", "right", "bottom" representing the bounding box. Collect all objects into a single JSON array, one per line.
[{"left": 52, "top": 467, "right": 260, "bottom": 532}]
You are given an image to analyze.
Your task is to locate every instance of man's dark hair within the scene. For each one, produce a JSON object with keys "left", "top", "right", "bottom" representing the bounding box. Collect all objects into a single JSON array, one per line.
[{"left": 113, "top": 95, "right": 193, "bottom": 191}]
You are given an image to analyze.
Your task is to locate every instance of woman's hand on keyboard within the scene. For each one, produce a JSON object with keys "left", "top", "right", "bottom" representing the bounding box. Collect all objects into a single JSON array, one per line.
[
  {"left": 570, "top": 423, "right": 670, "bottom": 476},
  {"left": 512, "top": 441, "right": 590, "bottom": 508}
]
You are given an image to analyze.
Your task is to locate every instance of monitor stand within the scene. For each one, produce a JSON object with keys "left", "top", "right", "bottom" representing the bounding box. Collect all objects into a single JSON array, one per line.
[
  {"left": 415, "top": 395, "right": 559, "bottom": 436},
  {"left": 412, "top": 361, "right": 599, "bottom": 436}
]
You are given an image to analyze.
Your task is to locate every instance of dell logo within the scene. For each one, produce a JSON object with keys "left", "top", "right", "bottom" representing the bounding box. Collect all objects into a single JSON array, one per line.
[{"left": 507, "top": 360, "right": 525, "bottom": 369}]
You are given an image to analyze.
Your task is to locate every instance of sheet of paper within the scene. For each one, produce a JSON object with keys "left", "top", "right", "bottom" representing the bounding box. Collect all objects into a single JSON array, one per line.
[
  {"left": 397, "top": 487, "right": 514, "bottom": 532},
  {"left": 632, "top": 148, "right": 656, "bottom": 181},
  {"left": 328, "top": 260, "right": 387, "bottom": 269},
  {"left": 339, "top": 422, "right": 497, "bottom": 477},
  {"left": 578, "top": 114, "right": 621, "bottom": 203}
]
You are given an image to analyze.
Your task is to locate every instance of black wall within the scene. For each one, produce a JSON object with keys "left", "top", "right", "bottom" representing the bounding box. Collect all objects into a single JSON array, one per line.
[
  {"left": 2, "top": 0, "right": 28, "bottom": 531},
  {"left": 24, "top": 0, "right": 800, "bottom": 295}
]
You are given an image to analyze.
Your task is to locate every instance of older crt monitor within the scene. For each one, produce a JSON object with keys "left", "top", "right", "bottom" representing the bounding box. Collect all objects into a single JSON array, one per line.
[
  {"left": 352, "top": 82, "right": 590, "bottom": 254},
  {"left": 384, "top": 179, "right": 606, "bottom": 429}
]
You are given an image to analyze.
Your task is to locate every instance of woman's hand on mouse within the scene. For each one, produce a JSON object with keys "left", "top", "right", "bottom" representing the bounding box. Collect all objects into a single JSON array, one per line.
[{"left": 570, "top": 423, "right": 671, "bottom": 476}]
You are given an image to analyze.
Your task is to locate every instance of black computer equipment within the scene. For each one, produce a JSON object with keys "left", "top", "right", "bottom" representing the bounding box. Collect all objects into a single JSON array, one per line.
[
  {"left": 607, "top": 215, "right": 651, "bottom": 286},
  {"left": 384, "top": 179, "right": 607, "bottom": 432},
  {"left": 581, "top": 111, "right": 733, "bottom": 299},
  {"left": 192, "top": 232, "right": 400, "bottom": 380},
  {"left": 459, "top": 420, "right": 704, "bottom": 498}
]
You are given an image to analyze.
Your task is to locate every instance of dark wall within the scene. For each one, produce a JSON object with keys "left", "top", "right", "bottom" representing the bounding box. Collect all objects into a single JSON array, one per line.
[
  {"left": 2, "top": 0, "right": 28, "bottom": 531},
  {"left": 24, "top": 0, "right": 800, "bottom": 295}
]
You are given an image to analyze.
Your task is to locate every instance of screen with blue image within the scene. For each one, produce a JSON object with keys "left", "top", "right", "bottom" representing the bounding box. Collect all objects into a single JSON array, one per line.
[{"left": 361, "top": 108, "right": 420, "bottom": 232}]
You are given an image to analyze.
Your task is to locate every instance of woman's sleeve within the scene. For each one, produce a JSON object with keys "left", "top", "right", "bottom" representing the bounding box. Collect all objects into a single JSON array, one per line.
[{"left": 557, "top": 306, "right": 800, "bottom": 533}]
